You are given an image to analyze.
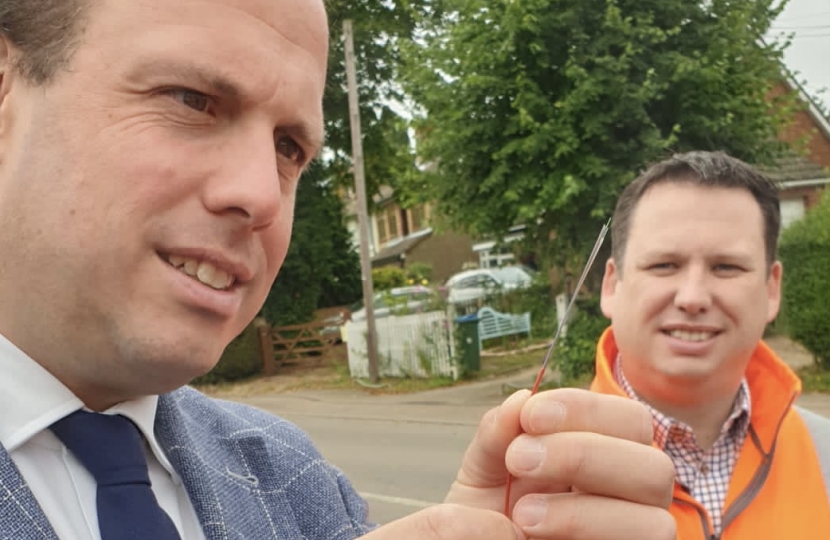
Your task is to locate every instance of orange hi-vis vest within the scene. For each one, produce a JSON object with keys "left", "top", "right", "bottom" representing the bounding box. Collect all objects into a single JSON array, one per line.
[{"left": 591, "top": 328, "right": 830, "bottom": 539}]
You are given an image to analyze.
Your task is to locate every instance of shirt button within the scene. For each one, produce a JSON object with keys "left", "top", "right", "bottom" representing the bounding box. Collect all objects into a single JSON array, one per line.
[{"left": 700, "top": 464, "right": 709, "bottom": 475}]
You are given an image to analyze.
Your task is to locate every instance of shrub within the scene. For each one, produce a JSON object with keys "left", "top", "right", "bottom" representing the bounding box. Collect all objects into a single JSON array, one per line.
[
  {"left": 555, "top": 296, "right": 609, "bottom": 385},
  {"left": 493, "top": 281, "right": 558, "bottom": 336},
  {"left": 191, "top": 322, "right": 263, "bottom": 385},
  {"left": 779, "top": 189, "right": 830, "bottom": 368},
  {"left": 405, "top": 261, "right": 433, "bottom": 284},
  {"left": 372, "top": 266, "right": 408, "bottom": 290},
  {"left": 261, "top": 170, "right": 361, "bottom": 327}
]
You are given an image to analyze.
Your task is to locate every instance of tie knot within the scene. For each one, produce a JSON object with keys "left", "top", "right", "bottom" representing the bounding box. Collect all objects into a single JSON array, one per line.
[{"left": 50, "top": 410, "right": 151, "bottom": 487}]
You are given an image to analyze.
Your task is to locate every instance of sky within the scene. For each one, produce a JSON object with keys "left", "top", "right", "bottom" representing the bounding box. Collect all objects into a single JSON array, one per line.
[{"left": 770, "top": 0, "right": 830, "bottom": 110}]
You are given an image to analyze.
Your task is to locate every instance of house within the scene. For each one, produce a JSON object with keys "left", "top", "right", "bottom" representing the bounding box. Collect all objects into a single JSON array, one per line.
[
  {"left": 341, "top": 186, "right": 479, "bottom": 284},
  {"left": 763, "top": 76, "right": 830, "bottom": 230},
  {"left": 341, "top": 76, "right": 828, "bottom": 282}
]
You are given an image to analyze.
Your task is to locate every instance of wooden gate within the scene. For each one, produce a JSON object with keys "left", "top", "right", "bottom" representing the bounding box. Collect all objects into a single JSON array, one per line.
[{"left": 258, "top": 307, "right": 350, "bottom": 375}]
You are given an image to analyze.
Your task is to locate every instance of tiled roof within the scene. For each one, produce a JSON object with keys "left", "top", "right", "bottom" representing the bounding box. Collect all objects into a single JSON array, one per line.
[{"left": 757, "top": 152, "right": 829, "bottom": 184}]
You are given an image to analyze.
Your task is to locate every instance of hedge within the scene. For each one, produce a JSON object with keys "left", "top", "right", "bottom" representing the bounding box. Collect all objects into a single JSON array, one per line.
[
  {"left": 191, "top": 321, "right": 263, "bottom": 385},
  {"left": 779, "top": 189, "right": 830, "bottom": 368}
]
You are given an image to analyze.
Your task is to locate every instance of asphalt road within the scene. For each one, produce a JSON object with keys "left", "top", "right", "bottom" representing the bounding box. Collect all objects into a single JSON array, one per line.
[
  {"left": 278, "top": 412, "right": 474, "bottom": 524},
  {"left": 233, "top": 369, "right": 830, "bottom": 526},
  {"left": 236, "top": 383, "right": 506, "bottom": 525}
]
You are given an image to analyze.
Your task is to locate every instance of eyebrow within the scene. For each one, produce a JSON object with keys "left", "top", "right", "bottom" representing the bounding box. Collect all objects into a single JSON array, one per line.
[
  {"left": 130, "top": 58, "right": 244, "bottom": 99},
  {"left": 129, "top": 58, "right": 326, "bottom": 156}
]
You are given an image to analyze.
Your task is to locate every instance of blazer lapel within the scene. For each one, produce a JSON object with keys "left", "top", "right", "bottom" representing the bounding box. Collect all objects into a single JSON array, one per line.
[
  {"left": 156, "top": 390, "right": 304, "bottom": 540},
  {"left": 0, "top": 444, "right": 60, "bottom": 540},
  {"left": 156, "top": 392, "right": 230, "bottom": 540}
]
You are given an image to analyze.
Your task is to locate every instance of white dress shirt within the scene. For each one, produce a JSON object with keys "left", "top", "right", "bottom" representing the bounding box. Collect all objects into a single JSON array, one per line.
[{"left": 0, "top": 333, "right": 208, "bottom": 540}]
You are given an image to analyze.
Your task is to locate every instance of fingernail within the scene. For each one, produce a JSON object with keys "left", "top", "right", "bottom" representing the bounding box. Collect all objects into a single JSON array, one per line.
[
  {"left": 513, "top": 496, "right": 547, "bottom": 528},
  {"left": 510, "top": 436, "right": 544, "bottom": 472},
  {"left": 529, "top": 400, "right": 566, "bottom": 432},
  {"left": 505, "top": 389, "right": 530, "bottom": 408},
  {"left": 495, "top": 389, "right": 530, "bottom": 424}
]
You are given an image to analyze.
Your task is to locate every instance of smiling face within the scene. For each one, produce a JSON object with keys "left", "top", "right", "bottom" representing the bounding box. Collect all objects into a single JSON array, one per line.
[
  {"left": 0, "top": 0, "right": 328, "bottom": 409},
  {"left": 600, "top": 181, "right": 782, "bottom": 405}
]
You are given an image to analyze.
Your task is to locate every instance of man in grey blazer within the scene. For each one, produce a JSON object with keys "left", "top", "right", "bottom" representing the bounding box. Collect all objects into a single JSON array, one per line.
[{"left": 0, "top": 0, "right": 677, "bottom": 539}]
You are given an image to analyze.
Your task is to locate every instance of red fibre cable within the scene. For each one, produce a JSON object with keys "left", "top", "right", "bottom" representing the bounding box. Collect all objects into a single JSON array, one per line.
[{"left": 503, "top": 219, "right": 610, "bottom": 518}]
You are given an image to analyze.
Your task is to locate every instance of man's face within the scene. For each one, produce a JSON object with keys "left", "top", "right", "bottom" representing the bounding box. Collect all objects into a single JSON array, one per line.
[
  {"left": 0, "top": 0, "right": 328, "bottom": 407},
  {"left": 600, "top": 182, "right": 782, "bottom": 404}
]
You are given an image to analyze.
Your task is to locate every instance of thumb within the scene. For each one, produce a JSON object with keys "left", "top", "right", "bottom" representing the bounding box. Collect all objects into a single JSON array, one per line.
[{"left": 360, "top": 504, "right": 525, "bottom": 540}]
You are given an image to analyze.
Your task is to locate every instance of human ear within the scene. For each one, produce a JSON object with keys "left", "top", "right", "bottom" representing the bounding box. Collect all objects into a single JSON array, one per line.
[
  {"left": 0, "top": 36, "right": 20, "bottom": 162},
  {"left": 766, "top": 261, "right": 783, "bottom": 323},
  {"left": 600, "top": 258, "right": 618, "bottom": 319}
]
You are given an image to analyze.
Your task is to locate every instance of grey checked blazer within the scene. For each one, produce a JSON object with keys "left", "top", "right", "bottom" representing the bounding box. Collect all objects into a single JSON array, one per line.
[{"left": 0, "top": 386, "right": 377, "bottom": 540}]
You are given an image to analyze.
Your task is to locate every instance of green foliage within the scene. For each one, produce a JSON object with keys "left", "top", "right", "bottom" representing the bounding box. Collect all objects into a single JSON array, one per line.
[
  {"left": 372, "top": 266, "right": 408, "bottom": 290},
  {"left": 262, "top": 169, "right": 362, "bottom": 326},
  {"left": 405, "top": 261, "right": 433, "bottom": 284},
  {"left": 797, "top": 365, "right": 830, "bottom": 394},
  {"left": 555, "top": 296, "right": 609, "bottom": 384},
  {"left": 779, "top": 189, "right": 830, "bottom": 368},
  {"left": 192, "top": 323, "right": 262, "bottom": 385},
  {"left": 322, "top": 1, "right": 426, "bottom": 206},
  {"left": 399, "top": 0, "right": 794, "bottom": 260},
  {"left": 487, "top": 281, "right": 557, "bottom": 335},
  {"left": 263, "top": 1, "right": 427, "bottom": 327}
]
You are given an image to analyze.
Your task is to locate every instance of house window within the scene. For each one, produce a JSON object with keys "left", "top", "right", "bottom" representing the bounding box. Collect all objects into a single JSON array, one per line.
[
  {"left": 376, "top": 205, "right": 401, "bottom": 246},
  {"left": 408, "top": 204, "right": 431, "bottom": 232},
  {"left": 479, "top": 245, "right": 515, "bottom": 268},
  {"left": 780, "top": 198, "right": 805, "bottom": 231}
]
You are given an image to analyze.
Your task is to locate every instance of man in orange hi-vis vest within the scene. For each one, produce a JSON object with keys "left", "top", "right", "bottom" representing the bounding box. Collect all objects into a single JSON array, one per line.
[{"left": 593, "top": 150, "right": 830, "bottom": 539}]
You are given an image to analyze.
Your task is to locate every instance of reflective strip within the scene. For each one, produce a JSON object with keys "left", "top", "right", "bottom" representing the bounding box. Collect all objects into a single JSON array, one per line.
[{"left": 796, "top": 406, "right": 830, "bottom": 501}]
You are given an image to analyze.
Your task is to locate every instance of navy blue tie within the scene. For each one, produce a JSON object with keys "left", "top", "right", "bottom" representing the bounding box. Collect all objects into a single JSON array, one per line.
[{"left": 50, "top": 410, "right": 183, "bottom": 540}]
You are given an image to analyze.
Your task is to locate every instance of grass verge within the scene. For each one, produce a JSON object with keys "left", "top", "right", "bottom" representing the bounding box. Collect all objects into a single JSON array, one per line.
[
  {"left": 196, "top": 343, "right": 550, "bottom": 398},
  {"left": 798, "top": 365, "right": 830, "bottom": 394}
]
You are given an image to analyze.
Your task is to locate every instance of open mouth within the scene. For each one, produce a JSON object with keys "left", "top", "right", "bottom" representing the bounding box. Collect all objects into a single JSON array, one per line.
[
  {"left": 662, "top": 329, "right": 719, "bottom": 343},
  {"left": 162, "top": 254, "right": 236, "bottom": 291}
]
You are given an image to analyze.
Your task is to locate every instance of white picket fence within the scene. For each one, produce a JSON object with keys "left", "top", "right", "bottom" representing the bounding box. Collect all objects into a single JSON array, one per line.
[{"left": 344, "top": 310, "right": 458, "bottom": 379}]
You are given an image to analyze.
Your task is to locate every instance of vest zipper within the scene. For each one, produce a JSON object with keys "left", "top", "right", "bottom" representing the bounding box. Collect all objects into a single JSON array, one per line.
[
  {"left": 672, "top": 496, "right": 717, "bottom": 539},
  {"left": 719, "top": 392, "right": 795, "bottom": 531}
]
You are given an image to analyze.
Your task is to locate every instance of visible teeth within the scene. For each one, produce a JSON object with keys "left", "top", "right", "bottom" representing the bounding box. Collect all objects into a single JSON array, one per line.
[
  {"left": 167, "top": 255, "right": 234, "bottom": 290},
  {"left": 669, "top": 330, "right": 714, "bottom": 342},
  {"left": 169, "top": 255, "right": 187, "bottom": 267}
]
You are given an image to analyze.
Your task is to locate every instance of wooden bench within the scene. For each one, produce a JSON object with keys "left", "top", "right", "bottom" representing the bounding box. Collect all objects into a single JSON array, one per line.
[{"left": 476, "top": 307, "right": 531, "bottom": 347}]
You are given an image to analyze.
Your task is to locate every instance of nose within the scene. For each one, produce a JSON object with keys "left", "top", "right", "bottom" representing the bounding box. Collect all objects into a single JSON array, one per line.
[
  {"left": 674, "top": 266, "right": 712, "bottom": 315},
  {"left": 202, "top": 123, "right": 281, "bottom": 231}
]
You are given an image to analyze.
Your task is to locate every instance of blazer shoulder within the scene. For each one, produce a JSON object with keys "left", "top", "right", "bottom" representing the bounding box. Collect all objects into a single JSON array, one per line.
[{"left": 161, "top": 386, "right": 318, "bottom": 451}]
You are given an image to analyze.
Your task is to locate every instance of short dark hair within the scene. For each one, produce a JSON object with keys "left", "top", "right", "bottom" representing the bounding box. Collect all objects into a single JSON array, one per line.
[
  {"left": 0, "top": 0, "right": 88, "bottom": 84},
  {"left": 611, "top": 150, "right": 781, "bottom": 272}
]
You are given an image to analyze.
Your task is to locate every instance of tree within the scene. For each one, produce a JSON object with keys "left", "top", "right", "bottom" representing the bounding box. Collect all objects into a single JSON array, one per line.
[
  {"left": 261, "top": 1, "right": 425, "bottom": 325},
  {"left": 399, "top": 0, "right": 796, "bottom": 263},
  {"left": 261, "top": 166, "right": 362, "bottom": 326},
  {"left": 322, "top": 1, "right": 425, "bottom": 207}
]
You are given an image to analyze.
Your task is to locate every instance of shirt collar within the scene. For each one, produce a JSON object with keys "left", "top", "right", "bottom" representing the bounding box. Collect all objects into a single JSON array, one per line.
[
  {"left": 0, "top": 332, "right": 178, "bottom": 478},
  {"left": 613, "top": 354, "right": 752, "bottom": 449}
]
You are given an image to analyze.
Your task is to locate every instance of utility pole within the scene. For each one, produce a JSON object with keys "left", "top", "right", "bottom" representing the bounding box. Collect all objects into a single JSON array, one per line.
[{"left": 343, "top": 19, "right": 380, "bottom": 383}]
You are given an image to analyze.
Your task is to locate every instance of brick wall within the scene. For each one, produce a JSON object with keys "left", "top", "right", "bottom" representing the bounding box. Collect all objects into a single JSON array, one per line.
[{"left": 772, "top": 82, "right": 830, "bottom": 170}]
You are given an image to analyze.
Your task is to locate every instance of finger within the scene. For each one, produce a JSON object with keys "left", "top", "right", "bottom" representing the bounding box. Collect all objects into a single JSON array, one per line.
[
  {"left": 520, "top": 388, "right": 653, "bottom": 445},
  {"left": 506, "top": 431, "right": 675, "bottom": 508},
  {"left": 453, "top": 389, "right": 531, "bottom": 489},
  {"left": 511, "top": 493, "right": 676, "bottom": 540},
  {"left": 360, "top": 504, "right": 525, "bottom": 540}
]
